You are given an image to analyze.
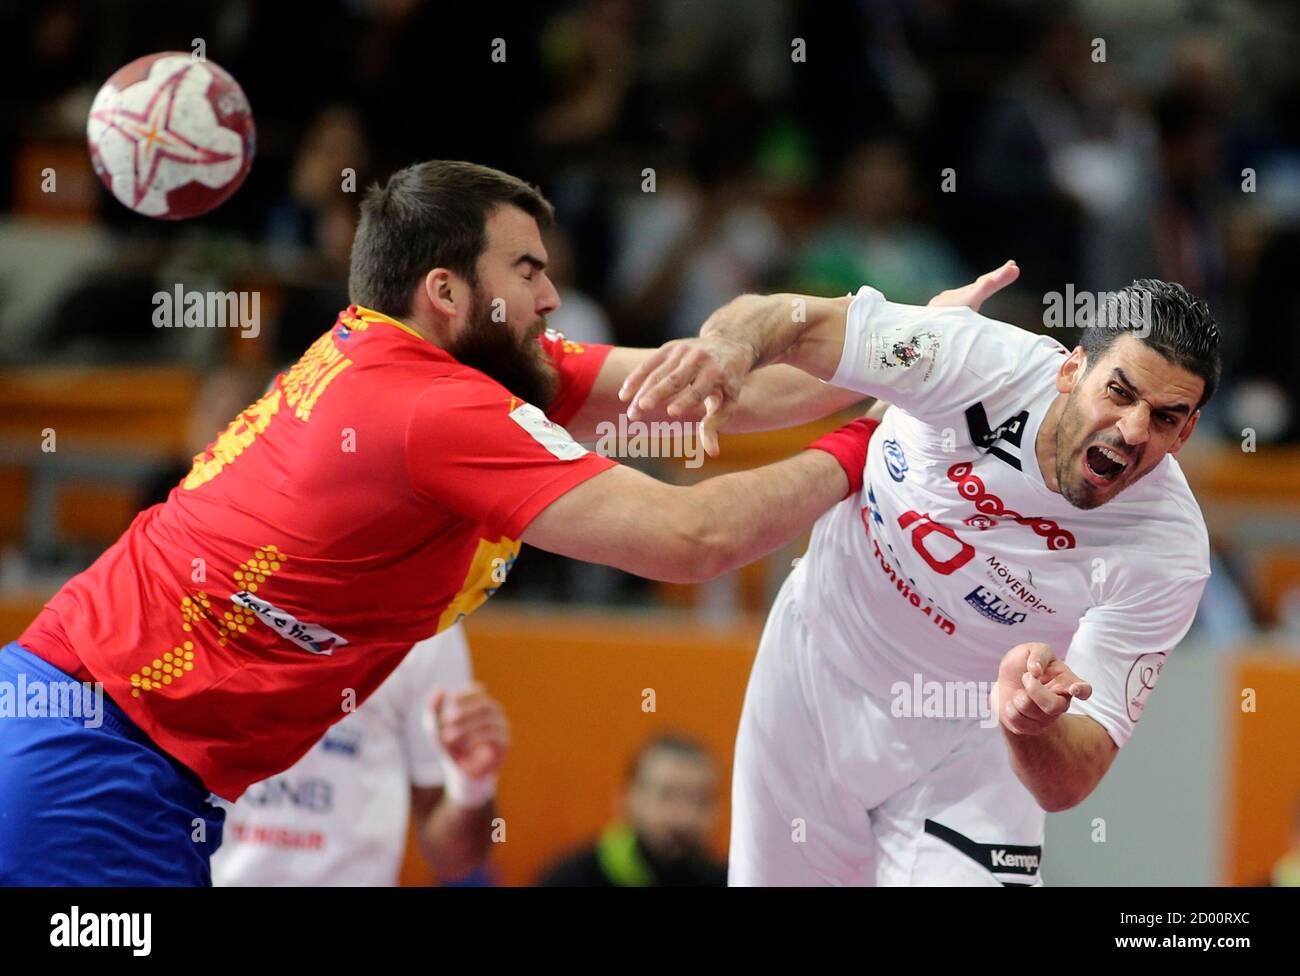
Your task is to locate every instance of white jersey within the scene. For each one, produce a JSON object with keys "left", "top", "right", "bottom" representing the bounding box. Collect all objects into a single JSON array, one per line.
[
  {"left": 211, "top": 625, "right": 472, "bottom": 886},
  {"left": 793, "top": 286, "right": 1210, "bottom": 748}
]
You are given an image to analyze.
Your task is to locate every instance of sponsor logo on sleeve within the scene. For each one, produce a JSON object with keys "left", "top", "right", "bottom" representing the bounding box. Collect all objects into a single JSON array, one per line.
[
  {"left": 1125, "top": 652, "right": 1166, "bottom": 721},
  {"left": 866, "top": 326, "right": 940, "bottom": 382},
  {"left": 508, "top": 402, "right": 588, "bottom": 460},
  {"left": 542, "top": 327, "right": 585, "bottom": 354}
]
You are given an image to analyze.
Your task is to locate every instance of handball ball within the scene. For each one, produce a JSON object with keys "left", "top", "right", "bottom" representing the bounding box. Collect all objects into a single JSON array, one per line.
[{"left": 87, "top": 52, "right": 255, "bottom": 219}]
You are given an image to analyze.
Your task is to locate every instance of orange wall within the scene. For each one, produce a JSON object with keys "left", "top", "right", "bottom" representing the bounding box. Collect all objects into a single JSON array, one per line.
[
  {"left": 10, "top": 590, "right": 1298, "bottom": 887},
  {"left": 1224, "top": 652, "right": 1300, "bottom": 886},
  {"left": 400, "top": 606, "right": 764, "bottom": 886}
]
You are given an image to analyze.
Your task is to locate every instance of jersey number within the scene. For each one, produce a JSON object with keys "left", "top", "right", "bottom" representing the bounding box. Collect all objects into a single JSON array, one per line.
[{"left": 898, "top": 510, "right": 974, "bottom": 575}]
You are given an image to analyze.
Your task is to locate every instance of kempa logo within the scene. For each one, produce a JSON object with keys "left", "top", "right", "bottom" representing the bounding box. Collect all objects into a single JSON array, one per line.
[
  {"left": 593, "top": 415, "right": 704, "bottom": 469},
  {"left": 152, "top": 284, "right": 260, "bottom": 338},
  {"left": 50, "top": 906, "right": 151, "bottom": 956},
  {"left": 1042, "top": 285, "right": 1152, "bottom": 336},
  {"left": 991, "top": 848, "right": 1040, "bottom": 871}
]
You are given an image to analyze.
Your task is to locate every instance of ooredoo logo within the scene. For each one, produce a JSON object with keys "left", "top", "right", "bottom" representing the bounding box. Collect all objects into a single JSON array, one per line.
[{"left": 947, "top": 462, "right": 1075, "bottom": 551}]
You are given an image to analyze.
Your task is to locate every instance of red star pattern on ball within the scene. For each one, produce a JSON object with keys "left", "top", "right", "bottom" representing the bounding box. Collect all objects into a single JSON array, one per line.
[{"left": 90, "top": 62, "right": 238, "bottom": 207}]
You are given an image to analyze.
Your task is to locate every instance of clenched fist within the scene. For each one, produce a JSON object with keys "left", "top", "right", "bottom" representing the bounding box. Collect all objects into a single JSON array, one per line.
[{"left": 429, "top": 682, "right": 510, "bottom": 780}]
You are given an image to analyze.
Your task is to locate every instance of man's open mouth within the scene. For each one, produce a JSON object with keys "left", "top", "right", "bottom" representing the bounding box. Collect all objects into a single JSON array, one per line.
[{"left": 1085, "top": 444, "right": 1129, "bottom": 482}]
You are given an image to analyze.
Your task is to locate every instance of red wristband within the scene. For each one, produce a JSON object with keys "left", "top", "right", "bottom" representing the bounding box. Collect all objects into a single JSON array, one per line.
[{"left": 807, "top": 417, "right": 880, "bottom": 498}]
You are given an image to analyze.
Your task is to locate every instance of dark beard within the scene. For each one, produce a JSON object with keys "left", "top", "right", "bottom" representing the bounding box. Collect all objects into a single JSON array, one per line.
[
  {"left": 637, "top": 833, "right": 722, "bottom": 886},
  {"left": 1054, "top": 399, "right": 1100, "bottom": 511},
  {"left": 446, "top": 293, "right": 558, "bottom": 410},
  {"left": 1053, "top": 388, "right": 1146, "bottom": 510}
]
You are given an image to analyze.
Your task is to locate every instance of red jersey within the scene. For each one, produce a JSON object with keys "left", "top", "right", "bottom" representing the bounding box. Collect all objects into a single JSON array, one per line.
[{"left": 20, "top": 305, "right": 615, "bottom": 799}]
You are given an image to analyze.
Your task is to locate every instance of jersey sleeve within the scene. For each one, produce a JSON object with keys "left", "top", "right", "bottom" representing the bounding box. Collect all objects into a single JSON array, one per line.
[
  {"left": 538, "top": 329, "right": 614, "bottom": 427},
  {"left": 401, "top": 625, "right": 475, "bottom": 788},
  {"left": 406, "top": 372, "right": 617, "bottom": 537},
  {"left": 1063, "top": 572, "right": 1209, "bottom": 748},
  {"left": 827, "top": 286, "right": 1061, "bottom": 423}
]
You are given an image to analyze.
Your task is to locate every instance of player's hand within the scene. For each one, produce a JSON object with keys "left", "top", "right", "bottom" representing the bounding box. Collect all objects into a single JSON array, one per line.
[
  {"left": 618, "top": 327, "right": 759, "bottom": 457},
  {"left": 990, "top": 641, "right": 1092, "bottom": 736},
  {"left": 927, "top": 260, "right": 1019, "bottom": 312},
  {"left": 430, "top": 682, "right": 510, "bottom": 779}
]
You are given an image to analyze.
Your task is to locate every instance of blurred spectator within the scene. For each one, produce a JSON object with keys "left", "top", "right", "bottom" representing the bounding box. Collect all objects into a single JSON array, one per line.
[
  {"left": 1187, "top": 545, "right": 1258, "bottom": 642},
  {"left": 541, "top": 225, "right": 613, "bottom": 346},
  {"left": 538, "top": 734, "right": 726, "bottom": 886},
  {"left": 265, "top": 104, "right": 372, "bottom": 275},
  {"left": 794, "top": 136, "right": 967, "bottom": 303},
  {"left": 966, "top": 7, "right": 1109, "bottom": 296},
  {"left": 1237, "top": 224, "right": 1300, "bottom": 443},
  {"left": 263, "top": 104, "right": 370, "bottom": 358},
  {"left": 141, "top": 365, "right": 278, "bottom": 509},
  {"left": 606, "top": 166, "right": 792, "bottom": 344},
  {"left": 213, "top": 626, "right": 507, "bottom": 887}
]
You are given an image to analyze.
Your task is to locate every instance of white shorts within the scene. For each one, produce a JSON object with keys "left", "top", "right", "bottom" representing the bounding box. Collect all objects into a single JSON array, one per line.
[{"left": 729, "top": 575, "right": 1046, "bottom": 886}]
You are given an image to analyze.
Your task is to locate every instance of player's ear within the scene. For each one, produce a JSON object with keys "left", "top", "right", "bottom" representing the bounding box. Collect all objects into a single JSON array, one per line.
[
  {"left": 1171, "top": 409, "right": 1200, "bottom": 454},
  {"left": 1057, "top": 347, "right": 1087, "bottom": 395},
  {"left": 423, "top": 268, "right": 461, "bottom": 320}
]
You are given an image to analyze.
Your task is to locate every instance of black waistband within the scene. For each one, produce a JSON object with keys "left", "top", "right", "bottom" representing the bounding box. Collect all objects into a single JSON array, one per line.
[{"left": 924, "top": 818, "right": 1042, "bottom": 886}]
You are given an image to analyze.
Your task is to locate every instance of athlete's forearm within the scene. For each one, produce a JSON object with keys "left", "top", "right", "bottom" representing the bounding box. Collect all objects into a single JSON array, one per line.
[
  {"left": 524, "top": 448, "right": 852, "bottom": 584},
  {"left": 417, "top": 796, "right": 496, "bottom": 879},
  {"left": 568, "top": 349, "right": 866, "bottom": 440},
  {"left": 676, "top": 449, "right": 848, "bottom": 580},
  {"left": 1002, "top": 714, "right": 1117, "bottom": 812},
  {"left": 701, "top": 293, "right": 852, "bottom": 381},
  {"left": 723, "top": 365, "right": 870, "bottom": 433}
]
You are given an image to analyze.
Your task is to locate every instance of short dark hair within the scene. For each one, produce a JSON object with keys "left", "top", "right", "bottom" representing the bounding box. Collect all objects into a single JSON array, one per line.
[
  {"left": 627, "top": 734, "right": 714, "bottom": 784},
  {"left": 1080, "top": 279, "right": 1221, "bottom": 409},
  {"left": 348, "top": 160, "right": 555, "bottom": 316}
]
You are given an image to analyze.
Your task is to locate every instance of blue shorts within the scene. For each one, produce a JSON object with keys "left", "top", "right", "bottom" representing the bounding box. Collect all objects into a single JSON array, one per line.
[{"left": 0, "top": 641, "right": 225, "bottom": 885}]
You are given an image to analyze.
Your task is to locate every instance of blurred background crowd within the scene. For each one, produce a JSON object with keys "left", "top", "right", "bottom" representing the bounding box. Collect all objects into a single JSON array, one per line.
[
  {"left": 2, "top": 0, "right": 1299, "bottom": 885},
  {"left": 6, "top": 0, "right": 1300, "bottom": 619}
]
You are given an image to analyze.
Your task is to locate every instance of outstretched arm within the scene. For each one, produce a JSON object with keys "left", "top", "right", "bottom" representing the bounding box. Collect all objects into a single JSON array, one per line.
[
  {"left": 522, "top": 419, "right": 876, "bottom": 584},
  {"left": 609, "top": 261, "right": 1019, "bottom": 453},
  {"left": 563, "top": 354, "right": 869, "bottom": 442}
]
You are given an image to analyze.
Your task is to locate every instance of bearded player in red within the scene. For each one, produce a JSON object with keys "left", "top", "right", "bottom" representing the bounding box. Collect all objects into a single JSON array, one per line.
[{"left": 0, "top": 161, "right": 1011, "bottom": 884}]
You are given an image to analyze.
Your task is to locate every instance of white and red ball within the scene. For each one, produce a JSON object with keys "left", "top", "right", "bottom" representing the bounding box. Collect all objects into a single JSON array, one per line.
[{"left": 87, "top": 52, "right": 255, "bottom": 219}]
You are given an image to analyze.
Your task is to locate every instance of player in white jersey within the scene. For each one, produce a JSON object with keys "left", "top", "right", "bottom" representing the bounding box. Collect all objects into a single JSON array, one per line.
[
  {"left": 212, "top": 625, "right": 507, "bottom": 886},
  {"left": 621, "top": 267, "right": 1220, "bottom": 885}
]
